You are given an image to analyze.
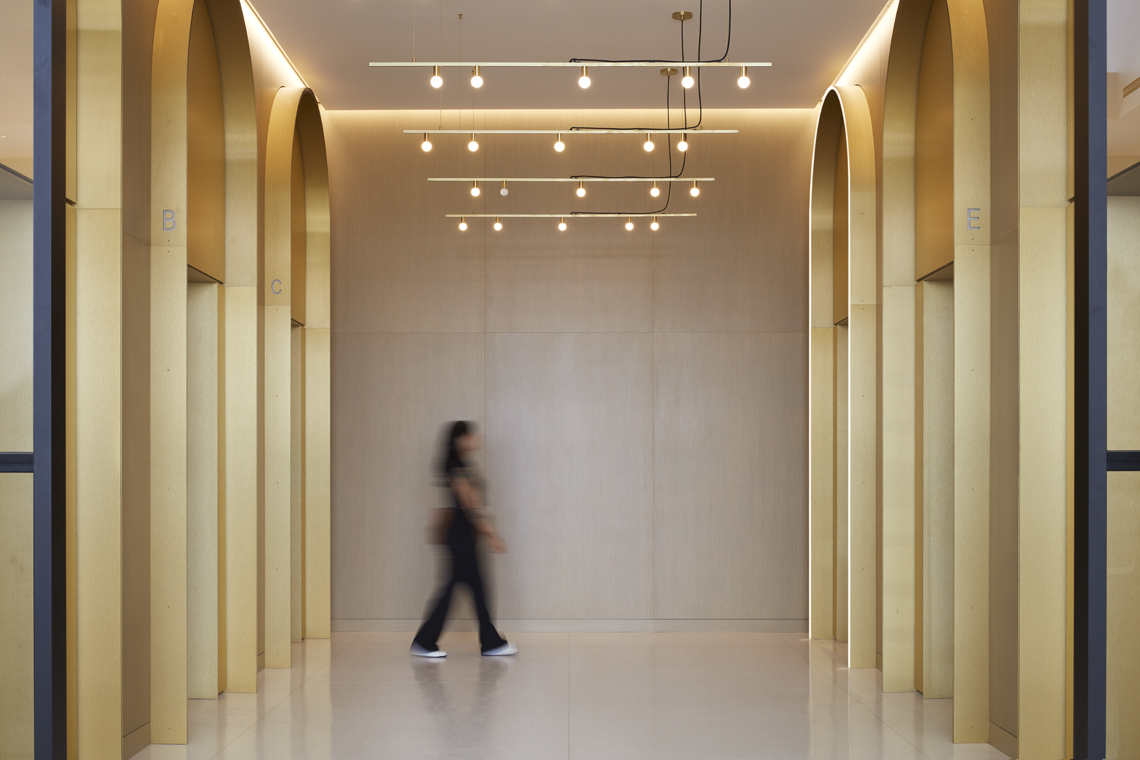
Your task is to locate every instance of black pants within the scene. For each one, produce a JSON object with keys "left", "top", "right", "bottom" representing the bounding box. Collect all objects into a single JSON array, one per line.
[{"left": 414, "top": 533, "right": 507, "bottom": 653}]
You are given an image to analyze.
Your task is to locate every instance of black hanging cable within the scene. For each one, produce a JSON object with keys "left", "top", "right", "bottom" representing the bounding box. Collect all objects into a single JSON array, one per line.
[{"left": 569, "top": 0, "right": 731, "bottom": 64}]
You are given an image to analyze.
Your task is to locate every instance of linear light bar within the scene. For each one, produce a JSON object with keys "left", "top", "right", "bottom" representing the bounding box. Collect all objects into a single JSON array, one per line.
[
  {"left": 371, "top": 61, "right": 771, "bottom": 68},
  {"left": 445, "top": 213, "right": 696, "bottom": 218},
  {"left": 404, "top": 129, "right": 737, "bottom": 135},
  {"left": 429, "top": 177, "right": 715, "bottom": 183}
]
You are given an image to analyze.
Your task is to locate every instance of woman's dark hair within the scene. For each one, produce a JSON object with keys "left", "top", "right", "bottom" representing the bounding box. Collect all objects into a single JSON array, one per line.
[{"left": 439, "top": 420, "right": 474, "bottom": 479}]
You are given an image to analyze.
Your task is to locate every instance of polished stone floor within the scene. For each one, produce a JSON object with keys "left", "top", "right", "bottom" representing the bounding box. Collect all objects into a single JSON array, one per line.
[{"left": 130, "top": 631, "right": 1011, "bottom": 760}]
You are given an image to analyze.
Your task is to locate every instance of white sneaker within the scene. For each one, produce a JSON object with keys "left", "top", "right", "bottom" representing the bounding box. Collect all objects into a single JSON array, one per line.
[
  {"left": 482, "top": 642, "right": 518, "bottom": 656},
  {"left": 410, "top": 643, "right": 446, "bottom": 658}
]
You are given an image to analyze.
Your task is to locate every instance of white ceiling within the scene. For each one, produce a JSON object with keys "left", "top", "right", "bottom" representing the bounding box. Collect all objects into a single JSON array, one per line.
[{"left": 251, "top": 0, "right": 889, "bottom": 111}]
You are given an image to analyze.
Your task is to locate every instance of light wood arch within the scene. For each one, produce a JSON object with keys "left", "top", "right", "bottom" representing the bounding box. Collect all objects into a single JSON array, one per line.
[
  {"left": 878, "top": 0, "right": 993, "bottom": 723},
  {"left": 149, "top": 0, "right": 260, "bottom": 741},
  {"left": 263, "top": 86, "right": 331, "bottom": 672},
  {"left": 808, "top": 85, "right": 877, "bottom": 671}
]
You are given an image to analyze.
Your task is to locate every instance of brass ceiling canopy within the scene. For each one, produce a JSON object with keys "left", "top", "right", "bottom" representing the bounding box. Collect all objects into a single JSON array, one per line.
[
  {"left": 672, "top": 11, "right": 693, "bottom": 21},
  {"left": 660, "top": 67, "right": 678, "bottom": 77}
]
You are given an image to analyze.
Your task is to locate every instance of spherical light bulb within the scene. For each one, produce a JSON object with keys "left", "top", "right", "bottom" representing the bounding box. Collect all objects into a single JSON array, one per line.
[
  {"left": 650, "top": 182, "right": 660, "bottom": 198},
  {"left": 578, "top": 66, "right": 591, "bottom": 88},
  {"left": 468, "top": 139, "right": 479, "bottom": 152},
  {"left": 421, "top": 137, "right": 432, "bottom": 152},
  {"left": 430, "top": 66, "right": 443, "bottom": 89},
  {"left": 576, "top": 183, "right": 586, "bottom": 198},
  {"left": 500, "top": 182, "right": 509, "bottom": 197},
  {"left": 681, "top": 67, "right": 694, "bottom": 89},
  {"left": 677, "top": 136, "right": 688, "bottom": 152},
  {"left": 690, "top": 183, "right": 700, "bottom": 197},
  {"left": 493, "top": 219, "right": 502, "bottom": 231},
  {"left": 558, "top": 218, "right": 567, "bottom": 232},
  {"left": 471, "top": 182, "right": 480, "bottom": 197},
  {"left": 625, "top": 219, "right": 634, "bottom": 231},
  {"left": 471, "top": 66, "right": 483, "bottom": 88},
  {"left": 651, "top": 219, "right": 660, "bottom": 231},
  {"left": 644, "top": 137, "right": 655, "bottom": 152},
  {"left": 554, "top": 134, "right": 565, "bottom": 152},
  {"left": 738, "top": 66, "right": 750, "bottom": 88},
  {"left": 458, "top": 220, "right": 468, "bottom": 231}
]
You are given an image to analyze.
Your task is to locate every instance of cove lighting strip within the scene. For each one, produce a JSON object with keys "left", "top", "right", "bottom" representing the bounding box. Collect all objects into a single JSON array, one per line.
[
  {"left": 371, "top": 61, "right": 770, "bottom": 68},
  {"left": 429, "top": 177, "right": 714, "bottom": 183},
  {"left": 405, "top": 129, "right": 736, "bottom": 135},
  {"left": 445, "top": 213, "right": 695, "bottom": 218}
]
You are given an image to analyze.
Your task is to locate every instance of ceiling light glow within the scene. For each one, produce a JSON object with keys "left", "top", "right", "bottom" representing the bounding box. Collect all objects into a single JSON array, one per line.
[
  {"left": 651, "top": 217, "right": 660, "bottom": 231},
  {"left": 681, "top": 66, "right": 694, "bottom": 89},
  {"left": 493, "top": 217, "right": 503, "bottom": 231},
  {"left": 458, "top": 218, "right": 468, "bottom": 231},
  {"left": 558, "top": 217, "right": 567, "bottom": 232},
  {"left": 677, "top": 134, "right": 688, "bottom": 152},
  {"left": 554, "top": 133, "right": 565, "bottom": 152},
  {"left": 576, "top": 181, "right": 586, "bottom": 198},
  {"left": 625, "top": 217, "right": 634, "bottom": 231},
  {"left": 650, "top": 181, "right": 660, "bottom": 198},
  {"left": 430, "top": 65, "right": 443, "bottom": 88},
  {"left": 421, "top": 134, "right": 432, "bottom": 152},
  {"left": 690, "top": 180, "right": 700, "bottom": 197},
  {"left": 471, "top": 66, "right": 483, "bottom": 88},
  {"left": 468, "top": 133, "right": 479, "bottom": 152},
  {"left": 737, "top": 65, "right": 750, "bottom": 88},
  {"left": 578, "top": 66, "right": 591, "bottom": 89},
  {"left": 471, "top": 181, "right": 481, "bottom": 197},
  {"left": 644, "top": 134, "right": 655, "bottom": 152}
]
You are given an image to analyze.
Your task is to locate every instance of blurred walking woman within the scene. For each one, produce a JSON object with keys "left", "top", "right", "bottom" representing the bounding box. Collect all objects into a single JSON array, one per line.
[{"left": 411, "top": 421, "right": 518, "bottom": 658}]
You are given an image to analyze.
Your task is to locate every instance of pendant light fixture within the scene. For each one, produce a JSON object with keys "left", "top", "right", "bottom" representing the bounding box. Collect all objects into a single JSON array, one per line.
[
  {"left": 554, "top": 133, "right": 565, "bottom": 152},
  {"left": 578, "top": 65, "right": 591, "bottom": 88},
  {"left": 493, "top": 217, "right": 503, "bottom": 231},
  {"left": 625, "top": 217, "right": 634, "bottom": 231},
  {"left": 430, "top": 65, "right": 443, "bottom": 88},
  {"left": 470, "top": 65, "right": 483, "bottom": 88},
  {"left": 576, "top": 181, "right": 586, "bottom": 198},
  {"left": 649, "top": 181, "right": 660, "bottom": 198},
  {"left": 558, "top": 217, "right": 567, "bottom": 232},
  {"left": 681, "top": 66, "right": 694, "bottom": 88},
  {"left": 737, "top": 65, "right": 750, "bottom": 88},
  {"left": 458, "top": 217, "right": 468, "bottom": 231},
  {"left": 650, "top": 217, "right": 660, "bottom": 231},
  {"left": 677, "top": 133, "right": 688, "bottom": 152},
  {"left": 643, "top": 134, "right": 655, "bottom": 152},
  {"left": 468, "top": 133, "right": 479, "bottom": 151},
  {"left": 470, "top": 180, "right": 480, "bottom": 197},
  {"left": 421, "top": 134, "right": 432, "bottom": 152},
  {"left": 690, "top": 180, "right": 700, "bottom": 197},
  {"left": 500, "top": 180, "right": 509, "bottom": 196}
]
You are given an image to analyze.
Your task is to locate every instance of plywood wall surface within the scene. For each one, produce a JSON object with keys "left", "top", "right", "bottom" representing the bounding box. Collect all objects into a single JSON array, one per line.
[{"left": 327, "top": 109, "right": 814, "bottom": 625}]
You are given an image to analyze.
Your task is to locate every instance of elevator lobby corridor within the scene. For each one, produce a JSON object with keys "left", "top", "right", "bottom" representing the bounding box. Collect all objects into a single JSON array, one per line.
[{"left": 126, "top": 632, "right": 1010, "bottom": 760}]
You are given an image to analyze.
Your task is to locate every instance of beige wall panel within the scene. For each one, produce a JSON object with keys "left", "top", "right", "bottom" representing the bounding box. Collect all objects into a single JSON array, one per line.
[
  {"left": 290, "top": 132, "right": 306, "bottom": 326},
  {"left": 835, "top": 325, "right": 849, "bottom": 643},
  {"left": 989, "top": 228, "right": 1019, "bottom": 743},
  {"left": 75, "top": 0, "right": 121, "bottom": 211},
  {"left": 75, "top": 207, "right": 123, "bottom": 759},
  {"left": 263, "top": 303, "right": 291, "bottom": 668},
  {"left": 491, "top": 333, "right": 654, "bottom": 620},
  {"left": 121, "top": 232, "right": 151, "bottom": 745},
  {"left": 881, "top": 284, "right": 915, "bottom": 692},
  {"left": 485, "top": 255, "right": 653, "bottom": 334},
  {"left": 0, "top": 202, "right": 33, "bottom": 452},
  {"left": 919, "top": 281, "right": 954, "bottom": 698},
  {"left": 291, "top": 325, "right": 304, "bottom": 642},
  {"left": 121, "top": 0, "right": 157, "bottom": 247},
  {"left": 848, "top": 303, "right": 878, "bottom": 668},
  {"left": 810, "top": 103, "right": 837, "bottom": 331},
  {"left": 1017, "top": 0, "right": 1070, "bottom": 211},
  {"left": 954, "top": 243, "right": 990, "bottom": 742},
  {"left": 185, "top": 0, "right": 225, "bottom": 283},
  {"left": 1016, "top": 206, "right": 1067, "bottom": 759},
  {"left": 149, "top": 242, "right": 188, "bottom": 742},
  {"left": 0, "top": 474, "right": 34, "bottom": 757},
  {"left": 224, "top": 286, "right": 258, "bottom": 691},
  {"left": 304, "top": 328, "right": 331, "bottom": 638},
  {"left": 330, "top": 332, "right": 485, "bottom": 621},
  {"left": 833, "top": 133, "right": 849, "bottom": 325},
  {"left": 653, "top": 110, "right": 813, "bottom": 334},
  {"left": 188, "top": 283, "right": 221, "bottom": 698},
  {"left": 809, "top": 328, "right": 835, "bottom": 638},
  {"left": 302, "top": 118, "right": 331, "bottom": 332},
  {"left": 655, "top": 332, "right": 807, "bottom": 621},
  {"left": 1104, "top": 199, "right": 1140, "bottom": 758}
]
